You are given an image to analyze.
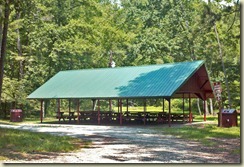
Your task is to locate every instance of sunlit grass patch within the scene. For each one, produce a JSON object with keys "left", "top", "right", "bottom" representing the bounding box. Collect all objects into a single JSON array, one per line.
[
  {"left": 154, "top": 123, "right": 240, "bottom": 146},
  {"left": 0, "top": 155, "right": 8, "bottom": 161},
  {"left": 194, "top": 115, "right": 219, "bottom": 122}
]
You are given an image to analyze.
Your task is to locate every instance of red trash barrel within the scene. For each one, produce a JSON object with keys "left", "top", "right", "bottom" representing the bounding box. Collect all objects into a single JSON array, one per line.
[{"left": 10, "top": 109, "right": 23, "bottom": 122}]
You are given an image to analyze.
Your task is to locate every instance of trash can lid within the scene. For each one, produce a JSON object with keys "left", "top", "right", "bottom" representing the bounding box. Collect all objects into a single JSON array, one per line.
[
  {"left": 221, "top": 109, "right": 236, "bottom": 114},
  {"left": 10, "top": 109, "right": 22, "bottom": 112}
]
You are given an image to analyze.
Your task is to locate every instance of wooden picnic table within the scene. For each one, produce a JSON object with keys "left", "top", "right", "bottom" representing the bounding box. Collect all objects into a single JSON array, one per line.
[
  {"left": 56, "top": 112, "right": 65, "bottom": 122},
  {"left": 100, "top": 111, "right": 118, "bottom": 122},
  {"left": 56, "top": 110, "right": 193, "bottom": 124},
  {"left": 123, "top": 111, "right": 158, "bottom": 123},
  {"left": 67, "top": 112, "right": 76, "bottom": 122},
  {"left": 78, "top": 111, "right": 119, "bottom": 123},
  {"left": 123, "top": 112, "right": 140, "bottom": 122},
  {"left": 157, "top": 112, "right": 195, "bottom": 123},
  {"left": 79, "top": 111, "right": 97, "bottom": 121},
  {"left": 170, "top": 113, "right": 193, "bottom": 122},
  {"left": 156, "top": 112, "right": 168, "bottom": 123}
]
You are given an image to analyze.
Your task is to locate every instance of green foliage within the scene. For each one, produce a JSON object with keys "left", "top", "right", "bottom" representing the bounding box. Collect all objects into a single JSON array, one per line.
[{"left": 0, "top": 0, "right": 240, "bottom": 118}]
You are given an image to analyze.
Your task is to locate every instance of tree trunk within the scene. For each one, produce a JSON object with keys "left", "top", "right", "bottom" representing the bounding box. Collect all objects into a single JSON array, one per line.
[
  {"left": 0, "top": 10, "right": 2, "bottom": 115},
  {"left": 0, "top": 0, "right": 10, "bottom": 102},
  {"left": 4, "top": 101, "right": 7, "bottom": 118},
  {"left": 204, "top": 100, "right": 209, "bottom": 115},
  {"left": 16, "top": 10, "right": 24, "bottom": 79},
  {"left": 209, "top": 98, "right": 214, "bottom": 115},
  {"left": 0, "top": 6, "right": 3, "bottom": 53},
  {"left": 197, "top": 98, "right": 202, "bottom": 115},
  {"left": 92, "top": 99, "right": 97, "bottom": 111},
  {"left": 42, "top": 101, "right": 45, "bottom": 118},
  {"left": 179, "top": 2, "right": 196, "bottom": 61},
  {"left": 214, "top": 23, "right": 232, "bottom": 108}
]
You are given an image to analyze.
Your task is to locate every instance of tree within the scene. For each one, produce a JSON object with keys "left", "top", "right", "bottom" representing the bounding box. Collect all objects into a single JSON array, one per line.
[
  {"left": 0, "top": 0, "right": 10, "bottom": 102},
  {"left": 0, "top": 0, "right": 240, "bottom": 117}
]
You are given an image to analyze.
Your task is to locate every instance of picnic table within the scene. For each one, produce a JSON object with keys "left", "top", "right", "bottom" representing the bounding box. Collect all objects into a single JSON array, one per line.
[
  {"left": 78, "top": 111, "right": 120, "bottom": 123},
  {"left": 56, "top": 110, "right": 193, "bottom": 124},
  {"left": 67, "top": 112, "right": 76, "bottom": 122},
  {"left": 56, "top": 112, "right": 65, "bottom": 122},
  {"left": 79, "top": 111, "right": 97, "bottom": 122},
  {"left": 123, "top": 111, "right": 158, "bottom": 123},
  {"left": 157, "top": 113, "right": 194, "bottom": 123},
  {"left": 171, "top": 113, "right": 194, "bottom": 122},
  {"left": 101, "top": 111, "right": 119, "bottom": 122}
]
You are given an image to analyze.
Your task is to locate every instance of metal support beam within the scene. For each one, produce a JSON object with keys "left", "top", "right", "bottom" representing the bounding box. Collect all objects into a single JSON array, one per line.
[
  {"left": 117, "top": 99, "right": 119, "bottom": 114},
  {"left": 40, "top": 100, "right": 43, "bottom": 123},
  {"left": 203, "top": 93, "right": 207, "bottom": 122},
  {"left": 119, "top": 99, "right": 123, "bottom": 125},
  {"left": 68, "top": 99, "right": 71, "bottom": 114},
  {"left": 203, "top": 100, "right": 206, "bottom": 121},
  {"left": 168, "top": 99, "right": 171, "bottom": 127},
  {"left": 183, "top": 93, "right": 185, "bottom": 123},
  {"left": 163, "top": 98, "right": 165, "bottom": 112},
  {"left": 126, "top": 99, "right": 129, "bottom": 112},
  {"left": 194, "top": 93, "right": 204, "bottom": 100},
  {"left": 143, "top": 99, "right": 146, "bottom": 125},
  {"left": 77, "top": 99, "right": 80, "bottom": 124},
  {"left": 58, "top": 99, "right": 61, "bottom": 122},
  {"left": 189, "top": 93, "right": 192, "bottom": 123},
  {"left": 200, "top": 80, "right": 209, "bottom": 89},
  {"left": 109, "top": 99, "right": 112, "bottom": 111},
  {"left": 98, "top": 99, "right": 100, "bottom": 125}
]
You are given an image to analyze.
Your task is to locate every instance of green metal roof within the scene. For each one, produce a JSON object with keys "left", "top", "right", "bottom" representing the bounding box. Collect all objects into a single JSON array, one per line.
[{"left": 27, "top": 60, "right": 206, "bottom": 99}]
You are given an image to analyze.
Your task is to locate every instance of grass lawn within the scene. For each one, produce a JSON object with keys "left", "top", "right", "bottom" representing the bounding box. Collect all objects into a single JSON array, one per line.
[
  {"left": 157, "top": 124, "right": 240, "bottom": 141},
  {"left": 152, "top": 113, "right": 240, "bottom": 155},
  {"left": 153, "top": 122, "right": 240, "bottom": 155},
  {"left": 0, "top": 127, "right": 91, "bottom": 161},
  {"left": 155, "top": 114, "right": 240, "bottom": 142},
  {"left": 0, "top": 107, "right": 240, "bottom": 160},
  {"left": 122, "top": 106, "right": 163, "bottom": 112},
  {"left": 0, "top": 117, "right": 57, "bottom": 125}
]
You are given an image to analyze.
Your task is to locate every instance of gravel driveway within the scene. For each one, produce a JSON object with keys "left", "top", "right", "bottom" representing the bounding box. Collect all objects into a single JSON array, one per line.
[{"left": 0, "top": 123, "right": 240, "bottom": 163}]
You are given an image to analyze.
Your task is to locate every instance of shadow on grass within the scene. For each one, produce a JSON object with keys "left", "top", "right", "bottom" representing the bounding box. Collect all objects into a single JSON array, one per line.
[
  {"left": 1, "top": 149, "right": 60, "bottom": 161},
  {"left": 0, "top": 127, "right": 88, "bottom": 161}
]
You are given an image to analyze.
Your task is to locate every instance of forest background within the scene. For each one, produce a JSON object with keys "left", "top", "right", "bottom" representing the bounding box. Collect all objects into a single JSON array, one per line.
[{"left": 0, "top": 0, "right": 240, "bottom": 118}]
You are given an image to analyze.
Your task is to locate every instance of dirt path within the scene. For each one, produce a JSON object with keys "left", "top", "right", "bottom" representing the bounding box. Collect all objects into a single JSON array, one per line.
[{"left": 0, "top": 123, "right": 240, "bottom": 163}]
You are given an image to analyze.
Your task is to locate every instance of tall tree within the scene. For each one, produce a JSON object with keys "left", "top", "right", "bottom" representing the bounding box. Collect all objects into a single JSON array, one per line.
[
  {"left": 0, "top": 0, "right": 240, "bottom": 116},
  {"left": 0, "top": 0, "right": 10, "bottom": 102}
]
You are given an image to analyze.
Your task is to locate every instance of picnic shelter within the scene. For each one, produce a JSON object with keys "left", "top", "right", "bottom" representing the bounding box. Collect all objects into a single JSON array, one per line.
[{"left": 27, "top": 60, "right": 214, "bottom": 126}]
